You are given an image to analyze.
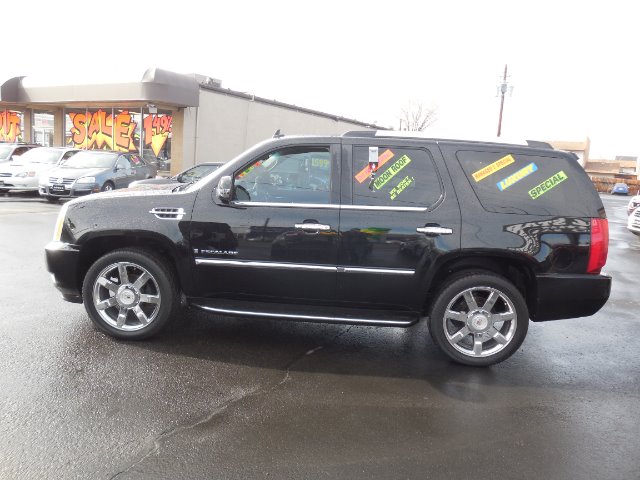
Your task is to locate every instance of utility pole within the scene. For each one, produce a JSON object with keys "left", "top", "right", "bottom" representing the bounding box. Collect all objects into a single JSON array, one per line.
[{"left": 497, "top": 64, "right": 510, "bottom": 137}]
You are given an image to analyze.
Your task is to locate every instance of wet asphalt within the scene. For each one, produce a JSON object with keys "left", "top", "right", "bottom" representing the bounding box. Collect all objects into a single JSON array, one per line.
[{"left": 0, "top": 192, "right": 638, "bottom": 480}]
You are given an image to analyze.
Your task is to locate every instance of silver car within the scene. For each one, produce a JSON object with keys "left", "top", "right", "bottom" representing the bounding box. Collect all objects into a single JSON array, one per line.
[
  {"left": 39, "top": 151, "right": 157, "bottom": 202},
  {"left": 0, "top": 147, "right": 78, "bottom": 192}
]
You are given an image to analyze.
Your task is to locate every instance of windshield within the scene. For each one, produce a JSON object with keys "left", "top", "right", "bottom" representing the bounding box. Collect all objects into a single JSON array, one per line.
[
  {"left": 178, "top": 164, "right": 220, "bottom": 182},
  {"left": 0, "top": 145, "right": 13, "bottom": 160},
  {"left": 61, "top": 152, "right": 117, "bottom": 169},
  {"left": 15, "top": 148, "right": 61, "bottom": 164}
]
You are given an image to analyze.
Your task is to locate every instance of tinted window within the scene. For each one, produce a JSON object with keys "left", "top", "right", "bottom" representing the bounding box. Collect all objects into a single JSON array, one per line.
[
  {"left": 63, "top": 152, "right": 118, "bottom": 168},
  {"left": 234, "top": 146, "right": 331, "bottom": 204},
  {"left": 456, "top": 150, "right": 586, "bottom": 215},
  {"left": 352, "top": 146, "right": 441, "bottom": 208}
]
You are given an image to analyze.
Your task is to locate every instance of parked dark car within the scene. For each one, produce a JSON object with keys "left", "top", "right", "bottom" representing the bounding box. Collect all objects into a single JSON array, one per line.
[
  {"left": 0, "top": 143, "right": 40, "bottom": 163},
  {"left": 39, "top": 151, "right": 157, "bottom": 202},
  {"left": 45, "top": 132, "right": 611, "bottom": 366},
  {"left": 129, "top": 162, "right": 222, "bottom": 189}
]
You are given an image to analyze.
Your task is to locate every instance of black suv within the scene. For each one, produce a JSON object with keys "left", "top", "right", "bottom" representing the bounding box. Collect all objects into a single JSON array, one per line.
[{"left": 45, "top": 132, "right": 611, "bottom": 366}]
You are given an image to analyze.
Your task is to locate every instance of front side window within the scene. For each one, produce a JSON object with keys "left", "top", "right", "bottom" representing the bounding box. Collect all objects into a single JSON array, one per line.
[
  {"left": 116, "top": 156, "right": 132, "bottom": 170},
  {"left": 352, "top": 146, "right": 442, "bottom": 208},
  {"left": 234, "top": 146, "right": 331, "bottom": 204}
]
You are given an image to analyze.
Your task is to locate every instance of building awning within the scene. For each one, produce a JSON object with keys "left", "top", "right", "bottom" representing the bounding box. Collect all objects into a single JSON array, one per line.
[{"left": 0, "top": 68, "right": 200, "bottom": 107}]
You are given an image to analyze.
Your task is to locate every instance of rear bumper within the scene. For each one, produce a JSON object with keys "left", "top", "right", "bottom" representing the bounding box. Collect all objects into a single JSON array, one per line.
[
  {"left": 532, "top": 273, "right": 611, "bottom": 321},
  {"left": 45, "top": 241, "right": 83, "bottom": 303}
]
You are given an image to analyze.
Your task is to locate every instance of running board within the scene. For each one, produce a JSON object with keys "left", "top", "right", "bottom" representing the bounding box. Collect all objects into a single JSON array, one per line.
[{"left": 189, "top": 299, "right": 418, "bottom": 327}]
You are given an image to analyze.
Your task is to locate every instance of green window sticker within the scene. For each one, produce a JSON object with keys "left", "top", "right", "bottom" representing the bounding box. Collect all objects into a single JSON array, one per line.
[
  {"left": 528, "top": 171, "right": 568, "bottom": 199},
  {"left": 373, "top": 155, "right": 411, "bottom": 190},
  {"left": 389, "top": 175, "right": 414, "bottom": 200}
]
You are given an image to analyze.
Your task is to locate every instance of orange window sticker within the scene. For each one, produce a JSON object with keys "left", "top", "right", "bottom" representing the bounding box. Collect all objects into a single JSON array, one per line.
[
  {"left": 355, "top": 149, "right": 394, "bottom": 183},
  {"left": 471, "top": 154, "right": 515, "bottom": 182}
]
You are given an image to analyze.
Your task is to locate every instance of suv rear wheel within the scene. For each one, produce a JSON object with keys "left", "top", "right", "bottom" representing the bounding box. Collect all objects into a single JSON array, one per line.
[
  {"left": 428, "top": 272, "right": 528, "bottom": 366},
  {"left": 82, "top": 248, "right": 178, "bottom": 339}
]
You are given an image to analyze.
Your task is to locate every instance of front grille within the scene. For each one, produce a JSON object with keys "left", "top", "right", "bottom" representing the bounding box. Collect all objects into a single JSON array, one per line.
[
  {"left": 0, "top": 173, "right": 10, "bottom": 178},
  {"left": 48, "top": 177, "right": 75, "bottom": 186}
]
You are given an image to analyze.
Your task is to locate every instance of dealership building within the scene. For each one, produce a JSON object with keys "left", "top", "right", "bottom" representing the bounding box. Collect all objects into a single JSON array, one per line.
[{"left": 0, "top": 68, "right": 379, "bottom": 174}]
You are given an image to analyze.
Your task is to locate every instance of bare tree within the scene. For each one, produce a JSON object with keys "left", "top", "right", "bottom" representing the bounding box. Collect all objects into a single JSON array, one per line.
[{"left": 399, "top": 102, "right": 438, "bottom": 131}]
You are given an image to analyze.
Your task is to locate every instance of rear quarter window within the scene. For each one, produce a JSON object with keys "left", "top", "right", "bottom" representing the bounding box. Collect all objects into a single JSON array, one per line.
[{"left": 456, "top": 149, "right": 592, "bottom": 216}]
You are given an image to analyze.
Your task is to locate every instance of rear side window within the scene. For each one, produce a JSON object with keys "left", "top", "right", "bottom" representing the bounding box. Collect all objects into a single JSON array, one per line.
[
  {"left": 456, "top": 150, "right": 586, "bottom": 215},
  {"left": 352, "top": 146, "right": 442, "bottom": 208}
]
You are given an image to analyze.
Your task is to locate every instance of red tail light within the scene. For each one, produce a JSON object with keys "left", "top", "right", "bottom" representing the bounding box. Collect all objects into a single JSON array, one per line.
[{"left": 587, "top": 218, "right": 609, "bottom": 274}]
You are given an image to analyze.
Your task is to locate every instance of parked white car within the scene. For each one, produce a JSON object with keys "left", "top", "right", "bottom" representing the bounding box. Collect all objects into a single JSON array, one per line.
[
  {"left": 627, "top": 207, "right": 640, "bottom": 236},
  {"left": 627, "top": 195, "right": 640, "bottom": 215},
  {"left": 0, "top": 147, "right": 78, "bottom": 192}
]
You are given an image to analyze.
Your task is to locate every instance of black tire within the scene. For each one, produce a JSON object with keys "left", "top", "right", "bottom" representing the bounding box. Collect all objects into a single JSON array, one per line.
[
  {"left": 428, "top": 272, "right": 529, "bottom": 366},
  {"left": 45, "top": 196, "right": 59, "bottom": 203},
  {"left": 101, "top": 181, "right": 115, "bottom": 192},
  {"left": 82, "top": 248, "right": 179, "bottom": 340}
]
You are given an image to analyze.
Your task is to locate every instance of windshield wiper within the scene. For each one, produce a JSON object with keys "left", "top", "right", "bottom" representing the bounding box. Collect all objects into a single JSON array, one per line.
[{"left": 172, "top": 181, "right": 195, "bottom": 192}]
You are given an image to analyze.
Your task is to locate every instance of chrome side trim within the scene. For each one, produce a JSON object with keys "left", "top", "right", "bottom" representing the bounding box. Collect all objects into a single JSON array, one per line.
[
  {"left": 341, "top": 266, "right": 415, "bottom": 275},
  {"left": 232, "top": 201, "right": 427, "bottom": 212},
  {"left": 233, "top": 201, "right": 339, "bottom": 209},
  {"left": 194, "top": 258, "right": 336, "bottom": 271},
  {"left": 191, "top": 304, "right": 415, "bottom": 326},
  {"left": 195, "top": 258, "right": 416, "bottom": 275},
  {"left": 340, "top": 205, "right": 428, "bottom": 212}
]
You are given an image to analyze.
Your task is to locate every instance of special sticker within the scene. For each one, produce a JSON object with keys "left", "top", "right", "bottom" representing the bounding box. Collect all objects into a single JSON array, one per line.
[
  {"left": 472, "top": 154, "right": 515, "bottom": 182},
  {"left": 528, "top": 171, "right": 568, "bottom": 199},
  {"left": 496, "top": 163, "right": 538, "bottom": 191}
]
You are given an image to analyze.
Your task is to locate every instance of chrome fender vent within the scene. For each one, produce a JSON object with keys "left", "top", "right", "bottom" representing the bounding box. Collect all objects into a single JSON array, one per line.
[{"left": 149, "top": 207, "right": 185, "bottom": 220}]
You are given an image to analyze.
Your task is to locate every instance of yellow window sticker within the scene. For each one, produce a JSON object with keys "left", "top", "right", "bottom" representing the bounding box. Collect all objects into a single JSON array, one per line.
[
  {"left": 373, "top": 155, "right": 411, "bottom": 190},
  {"left": 528, "top": 171, "right": 568, "bottom": 199},
  {"left": 472, "top": 154, "right": 515, "bottom": 182},
  {"left": 355, "top": 149, "right": 394, "bottom": 183},
  {"left": 496, "top": 163, "right": 538, "bottom": 191},
  {"left": 389, "top": 175, "right": 414, "bottom": 200}
]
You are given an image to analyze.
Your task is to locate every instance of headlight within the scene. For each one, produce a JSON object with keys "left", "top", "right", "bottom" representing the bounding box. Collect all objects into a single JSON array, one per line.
[
  {"left": 16, "top": 171, "right": 36, "bottom": 178},
  {"left": 53, "top": 202, "right": 70, "bottom": 242},
  {"left": 76, "top": 176, "right": 96, "bottom": 184}
]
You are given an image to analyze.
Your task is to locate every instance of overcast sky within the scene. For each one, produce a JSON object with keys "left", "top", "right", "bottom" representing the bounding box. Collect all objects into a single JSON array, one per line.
[{"left": 3, "top": 0, "right": 638, "bottom": 158}]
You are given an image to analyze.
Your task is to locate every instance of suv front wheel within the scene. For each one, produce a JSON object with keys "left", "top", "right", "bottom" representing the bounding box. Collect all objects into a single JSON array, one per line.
[
  {"left": 428, "top": 272, "right": 529, "bottom": 366},
  {"left": 82, "top": 248, "right": 178, "bottom": 339}
]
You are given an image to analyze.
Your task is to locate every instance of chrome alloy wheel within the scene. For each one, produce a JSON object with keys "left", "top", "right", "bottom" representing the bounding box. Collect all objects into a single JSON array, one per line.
[
  {"left": 92, "top": 262, "right": 161, "bottom": 331},
  {"left": 443, "top": 286, "right": 517, "bottom": 358}
]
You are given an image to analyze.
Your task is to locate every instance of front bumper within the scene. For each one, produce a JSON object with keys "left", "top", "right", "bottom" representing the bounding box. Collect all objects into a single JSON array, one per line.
[
  {"left": 39, "top": 183, "right": 98, "bottom": 198},
  {"left": 0, "top": 176, "right": 39, "bottom": 190},
  {"left": 532, "top": 273, "right": 611, "bottom": 321},
  {"left": 45, "top": 241, "right": 83, "bottom": 303}
]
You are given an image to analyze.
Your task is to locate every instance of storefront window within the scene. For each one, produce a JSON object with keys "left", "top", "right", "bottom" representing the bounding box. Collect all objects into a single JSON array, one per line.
[
  {"left": 65, "top": 108, "right": 141, "bottom": 152},
  {"left": 0, "top": 110, "right": 24, "bottom": 142},
  {"left": 142, "top": 110, "right": 172, "bottom": 171},
  {"left": 32, "top": 112, "right": 54, "bottom": 146}
]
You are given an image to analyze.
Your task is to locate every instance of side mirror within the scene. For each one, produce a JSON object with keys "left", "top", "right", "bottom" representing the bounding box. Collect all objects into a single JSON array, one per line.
[{"left": 216, "top": 175, "right": 232, "bottom": 202}]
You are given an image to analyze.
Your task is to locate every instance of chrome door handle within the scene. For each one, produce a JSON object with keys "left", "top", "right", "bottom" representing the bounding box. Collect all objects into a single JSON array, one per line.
[
  {"left": 295, "top": 223, "right": 331, "bottom": 231},
  {"left": 417, "top": 226, "right": 453, "bottom": 235}
]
